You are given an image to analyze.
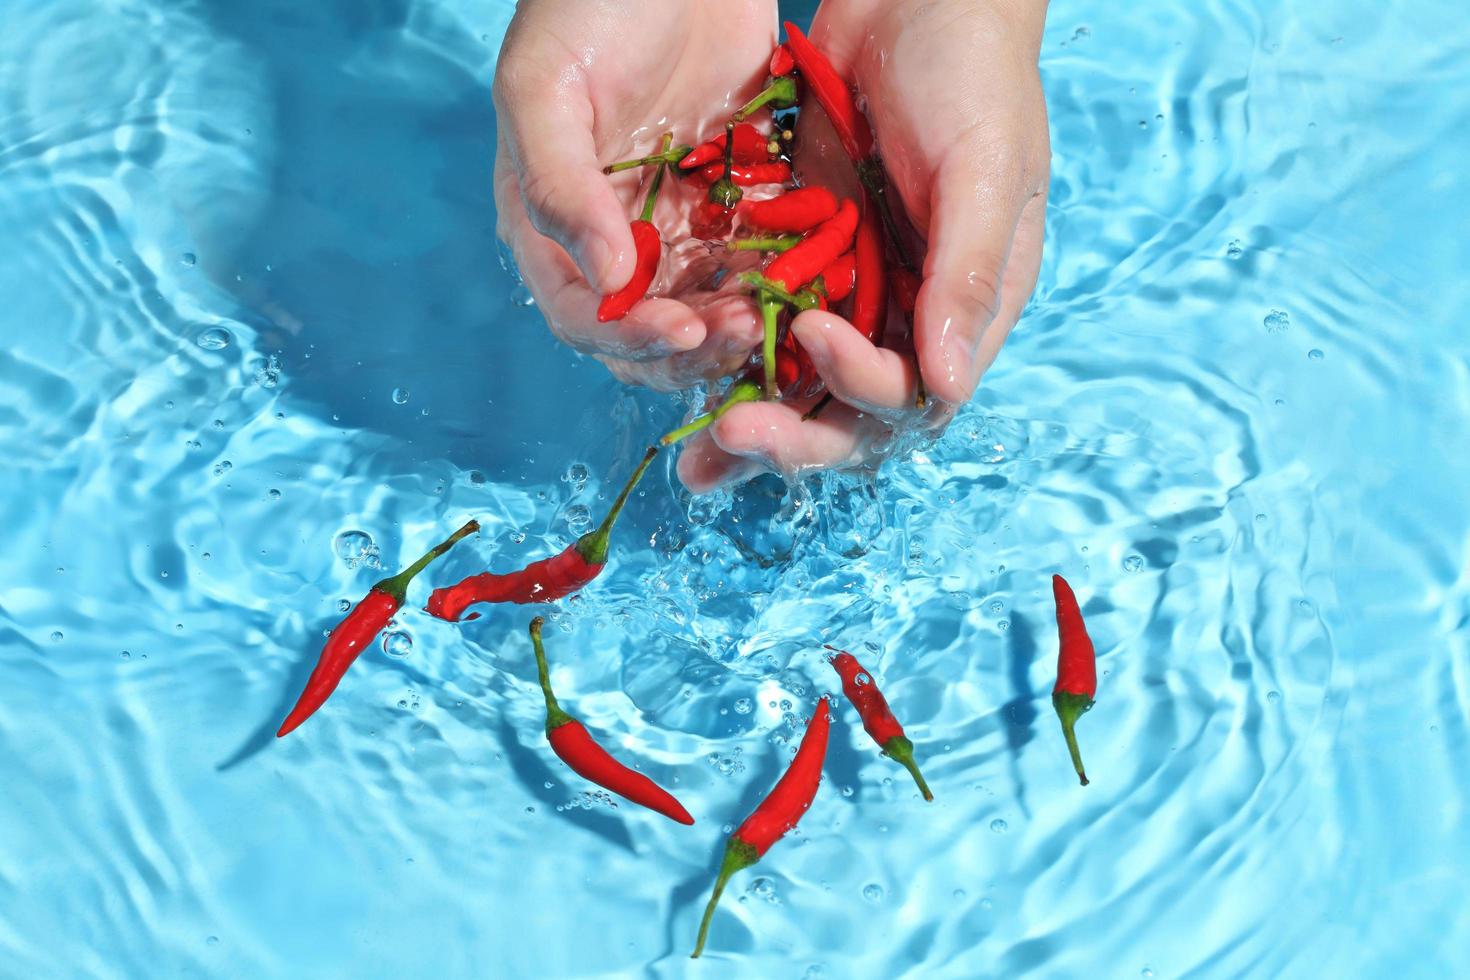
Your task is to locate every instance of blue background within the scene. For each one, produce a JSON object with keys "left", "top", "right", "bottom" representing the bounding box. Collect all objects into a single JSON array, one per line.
[{"left": 1, "top": 0, "right": 1467, "bottom": 977}]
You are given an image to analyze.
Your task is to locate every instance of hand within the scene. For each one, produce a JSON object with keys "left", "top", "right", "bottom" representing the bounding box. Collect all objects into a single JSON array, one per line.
[
  {"left": 675, "top": 0, "right": 1051, "bottom": 492},
  {"left": 492, "top": 0, "right": 781, "bottom": 391}
]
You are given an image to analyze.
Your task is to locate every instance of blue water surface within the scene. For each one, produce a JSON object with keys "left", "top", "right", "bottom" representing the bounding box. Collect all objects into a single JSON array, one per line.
[{"left": 2, "top": 0, "right": 1468, "bottom": 977}]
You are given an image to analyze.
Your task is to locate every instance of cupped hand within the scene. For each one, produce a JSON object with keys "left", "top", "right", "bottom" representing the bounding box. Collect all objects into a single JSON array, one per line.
[
  {"left": 675, "top": 0, "right": 1051, "bottom": 492},
  {"left": 492, "top": 0, "right": 779, "bottom": 388}
]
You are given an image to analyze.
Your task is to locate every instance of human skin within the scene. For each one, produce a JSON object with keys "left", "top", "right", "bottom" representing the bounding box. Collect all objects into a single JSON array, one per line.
[{"left": 492, "top": 0, "right": 1050, "bottom": 491}]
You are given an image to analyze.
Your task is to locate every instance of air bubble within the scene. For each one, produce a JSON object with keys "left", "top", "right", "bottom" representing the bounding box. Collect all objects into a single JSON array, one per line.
[
  {"left": 1123, "top": 554, "right": 1144, "bottom": 572},
  {"left": 862, "top": 883, "right": 885, "bottom": 903},
  {"left": 392, "top": 387, "right": 411, "bottom": 404},
  {"left": 990, "top": 818, "right": 1008, "bottom": 833},
  {"left": 337, "top": 599, "right": 352, "bottom": 612},
  {"left": 734, "top": 697, "right": 753, "bottom": 715},
  {"left": 1227, "top": 240, "right": 1243, "bottom": 259},
  {"left": 382, "top": 631, "right": 412, "bottom": 658},
  {"left": 268, "top": 489, "right": 281, "bottom": 500},
  {"left": 334, "top": 530, "right": 380, "bottom": 568},
  {"left": 1263, "top": 310, "right": 1290, "bottom": 334},
  {"left": 1267, "top": 690, "right": 1281, "bottom": 703},
  {"left": 182, "top": 253, "right": 197, "bottom": 266},
  {"left": 212, "top": 460, "right": 232, "bottom": 476},
  {"left": 50, "top": 631, "right": 63, "bottom": 642},
  {"left": 564, "top": 504, "right": 592, "bottom": 533},
  {"left": 196, "top": 327, "right": 231, "bottom": 350},
  {"left": 1308, "top": 348, "right": 1325, "bottom": 361}
]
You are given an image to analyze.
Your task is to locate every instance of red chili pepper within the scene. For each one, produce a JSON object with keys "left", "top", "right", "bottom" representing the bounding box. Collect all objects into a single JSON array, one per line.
[
  {"left": 890, "top": 266, "right": 920, "bottom": 316},
  {"left": 1052, "top": 574, "right": 1098, "bottom": 786},
  {"left": 277, "top": 519, "right": 480, "bottom": 737},
  {"left": 689, "top": 124, "right": 745, "bottom": 240},
  {"left": 597, "top": 135, "right": 672, "bottom": 322},
  {"left": 678, "top": 123, "right": 770, "bottom": 171},
  {"left": 850, "top": 196, "right": 888, "bottom": 343},
  {"left": 691, "top": 697, "right": 831, "bottom": 958},
  {"left": 693, "top": 161, "right": 793, "bottom": 187},
  {"left": 528, "top": 617, "right": 694, "bottom": 825},
  {"left": 826, "top": 646, "right": 932, "bottom": 801},
  {"left": 764, "top": 199, "right": 859, "bottom": 293},
  {"left": 769, "top": 43, "right": 796, "bottom": 78},
  {"left": 821, "top": 251, "right": 856, "bottom": 303},
  {"left": 742, "top": 187, "right": 838, "bottom": 234},
  {"left": 782, "top": 23, "right": 873, "bottom": 162},
  {"left": 425, "top": 448, "right": 658, "bottom": 620}
]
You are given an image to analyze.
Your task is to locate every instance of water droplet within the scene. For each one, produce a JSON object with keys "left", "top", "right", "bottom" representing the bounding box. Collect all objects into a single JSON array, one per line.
[
  {"left": 382, "top": 631, "right": 412, "bottom": 658},
  {"left": 1123, "top": 554, "right": 1144, "bottom": 572},
  {"left": 1255, "top": 513, "right": 1266, "bottom": 523},
  {"left": 392, "top": 387, "right": 411, "bottom": 405},
  {"left": 862, "top": 883, "right": 885, "bottom": 903},
  {"left": 511, "top": 285, "right": 536, "bottom": 307},
  {"left": 989, "top": 600, "right": 1003, "bottom": 614},
  {"left": 1266, "top": 690, "right": 1281, "bottom": 703},
  {"left": 990, "top": 818, "right": 1008, "bottom": 833},
  {"left": 196, "top": 327, "right": 231, "bottom": 350},
  {"left": 50, "top": 631, "right": 63, "bottom": 642},
  {"left": 337, "top": 599, "right": 352, "bottom": 612},
  {"left": 749, "top": 877, "right": 778, "bottom": 903},
  {"left": 564, "top": 462, "right": 590, "bottom": 491},
  {"left": 564, "top": 504, "right": 592, "bottom": 533},
  {"left": 212, "top": 460, "right": 233, "bottom": 476},
  {"left": 980, "top": 897, "right": 994, "bottom": 910},
  {"left": 468, "top": 470, "right": 486, "bottom": 485},
  {"left": 268, "top": 489, "right": 281, "bottom": 500},
  {"left": 252, "top": 354, "right": 281, "bottom": 388},
  {"left": 734, "top": 697, "right": 753, "bottom": 715},
  {"left": 854, "top": 671, "right": 871, "bottom": 687},
  {"left": 1308, "top": 349, "right": 1324, "bottom": 361},
  {"left": 1263, "top": 309, "right": 1289, "bottom": 334},
  {"left": 953, "top": 888, "right": 967, "bottom": 900},
  {"left": 334, "top": 530, "right": 380, "bottom": 568},
  {"left": 1141, "top": 969, "right": 1155, "bottom": 979},
  {"left": 182, "top": 252, "right": 197, "bottom": 266},
  {"left": 997, "top": 620, "right": 1010, "bottom": 631},
  {"left": 1226, "top": 239, "right": 1243, "bottom": 259},
  {"left": 206, "top": 936, "right": 219, "bottom": 947},
  {"left": 509, "top": 528, "right": 527, "bottom": 545}
]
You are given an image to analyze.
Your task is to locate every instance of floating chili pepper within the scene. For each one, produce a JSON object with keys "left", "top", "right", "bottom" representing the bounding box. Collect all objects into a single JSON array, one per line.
[
  {"left": 693, "top": 161, "right": 792, "bottom": 187},
  {"left": 277, "top": 519, "right": 480, "bottom": 737},
  {"left": 1052, "top": 574, "right": 1097, "bottom": 786},
  {"left": 742, "top": 187, "right": 838, "bottom": 234},
  {"left": 602, "top": 141, "right": 692, "bottom": 174},
  {"left": 691, "top": 697, "right": 831, "bottom": 958},
  {"left": 732, "top": 74, "right": 799, "bottom": 122},
  {"left": 678, "top": 123, "right": 770, "bottom": 171},
  {"left": 850, "top": 197, "right": 888, "bottom": 344},
  {"left": 598, "top": 134, "right": 671, "bottom": 322},
  {"left": 890, "top": 266, "right": 920, "bottom": 317},
  {"left": 826, "top": 646, "right": 932, "bottom": 801},
  {"left": 821, "top": 251, "right": 856, "bottom": 303},
  {"left": 527, "top": 617, "right": 694, "bottom": 825},
  {"left": 659, "top": 378, "right": 762, "bottom": 446},
  {"left": 769, "top": 43, "right": 796, "bottom": 78},
  {"left": 764, "top": 199, "right": 859, "bottom": 293},
  {"left": 425, "top": 448, "right": 658, "bottom": 620}
]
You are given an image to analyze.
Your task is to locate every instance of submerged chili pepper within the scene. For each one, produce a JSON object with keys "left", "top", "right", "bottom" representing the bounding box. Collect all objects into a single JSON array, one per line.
[
  {"left": 691, "top": 697, "right": 831, "bottom": 958},
  {"left": 821, "top": 251, "right": 856, "bottom": 303},
  {"left": 765, "top": 199, "right": 859, "bottom": 293},
  {"left": 528, "top": 617, "right": 694, "bottom": 825},
  {"left": 742, "top": 187, "right": 838, "bottom": 234},
  {"left": 826, "top": 646, "right": 932, "bottom": 801},
  {"left": 890, "top": 266, "right": 920, "bottom": 316},
  {"left": 598, "top": 134, "right": 671, "bottom": 322},
  {"left": 693, "top": 161, "right": 793, "bottom": 187},
  {"left": 277, "top": 519, "right": 480, "bottom": 737},
  {"left": 769, "top": 43, "right": 796, "bottom": 78},
  {"left": 850, "top": 197, "right": 888, "bottom": 343},
  {"left": 732, "top": 75, "right": 799, "bottom": 121},
  {"left": 1052, "top": 574, "right": 1098, "bottom": 786},
  {"left": 425, "top": 448, "right": 658, "bottom": 620},
  {"left": 678, "top": 123, "right": 770, "bottom": 171}
]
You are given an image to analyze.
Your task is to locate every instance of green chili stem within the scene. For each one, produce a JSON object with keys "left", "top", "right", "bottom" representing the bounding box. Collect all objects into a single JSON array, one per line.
[
  {"left": 726, "top": 235, "right": 801, "bottom": 252},
  {"left": 736, "top": 271, "right": 801, "bottom": 307},
  {"left": 573, "top": 446, "right": 660, "bottom": 565},
  {"left": 659, "top": 380, "right": 762, "bottom": 446},
  {"left": 884, "top": 736, "right": 934, "bottom": 802},
  {"left": 761, "top": 292, "right": 782, "bottom": 399},
  {"left": 732, "top": 76, "right": 799, "bottom": 122},
  {"left": 376, "top": 519, "right": 480, "bottom": 603},
  {"left": 529, "top": 617, "right": 575, "bottom": 731},
  {"left": 1053, "top": 691, "right": 1094, "bottom": 786},
  {"left": 603, "top": 140, "right": 691, "bottom": 174},
  {"left": 639, "top": 133, "right": 674, "bottom": 223},
  {"left": 691, "top": 839, "right": 760, "bottom": 958}
]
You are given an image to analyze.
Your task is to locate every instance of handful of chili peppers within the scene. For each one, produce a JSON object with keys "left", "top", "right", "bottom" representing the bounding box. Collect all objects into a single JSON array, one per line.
[{"left": 274, "top": 26, "right": 1114, "bottom": 964}]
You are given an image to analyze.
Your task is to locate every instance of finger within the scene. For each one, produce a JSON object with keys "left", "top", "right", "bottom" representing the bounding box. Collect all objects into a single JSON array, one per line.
[
  {"left": 915, "top": 142, "right": 1032, "bottom": 404},
  {"left": 707, "top": 401, "right": 882, "bottom": 477},
  {"left": 675, "top": 428, "right": 768, "bottom": 494},
  {"left": 602, "top": 292, "right": 762, "bottom": 390},
  {"left": 790, "top": 310, "right": 919, "bottom": 416},
  {"left": 492, "top": 55, "right": 636, "bottom": 293}
]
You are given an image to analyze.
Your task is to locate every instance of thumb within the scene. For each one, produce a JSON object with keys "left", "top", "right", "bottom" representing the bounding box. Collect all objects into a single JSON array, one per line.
[
  {"left": 914, "top": 150, "right": 1031, "bottom": 404},
  {"left": 493, "top": 64, "right": 635, "bottom": 294}
]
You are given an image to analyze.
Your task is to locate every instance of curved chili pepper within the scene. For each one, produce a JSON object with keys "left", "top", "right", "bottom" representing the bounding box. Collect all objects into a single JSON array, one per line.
[
  {"left": 826, "top": 646, "right": 932, "bottom": 801},
  {"left": 528, "top": 617, "right": 694, "bottom": 825},
  {"left": 277, "top": 519, "right": 480, "bottom": 737},
  {"left": 782, "top": 23, "right": 872, "bottom": 162},
  {"left": 598, "top": 134, "right": 672, "bottom": 322},
  {"left": 425, "top": 448, "right": 658, "bottom": 620},
  {"left": 732, "top": 75, "right": 799, "bottom": 122},
  {"left": 693, "top": 161, "right": 793, "bottom": 187},
  {"left": 821, "top": 251, "right": 856, "bottom": 303},
  {"left": 764, "top": 199, "right": 859, "bottom": 293},
  {"left": 769, "top": 43, "right": 796, "bottom": 78},
  {"left": 1052, "top": 574, "right": 1097, "bottom": 786},
  {"left": 678, "top": 123, "right": 770, "bottom": 171},
  {"left": 850, "top": 196, "right": 888, "bottom": 343},
  {"left": 691, "top": 697, "right": 831, "bottom": 958},
  {"left": 890, "top": 266, "right": 920, "bottom": 316},
  {"left": 742, "top": 187, "right": 839, "bottom": 234}
]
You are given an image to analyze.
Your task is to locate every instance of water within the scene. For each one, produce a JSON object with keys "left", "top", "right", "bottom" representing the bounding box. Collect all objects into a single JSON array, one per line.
[{"left": 2, "top": 1, "right": 1468, "bottom": 977}]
